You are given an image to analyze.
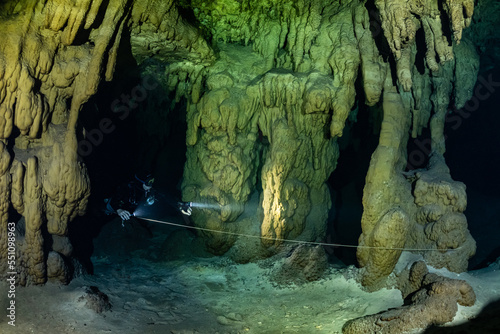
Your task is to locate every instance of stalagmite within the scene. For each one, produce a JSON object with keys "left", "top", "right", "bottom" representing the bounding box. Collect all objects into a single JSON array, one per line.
[
  {"left": 357, "top": 68, "right": 415, "bottom": 290},
  {"left": 357, "top": 1, "right": 478, "bottom": 289}
]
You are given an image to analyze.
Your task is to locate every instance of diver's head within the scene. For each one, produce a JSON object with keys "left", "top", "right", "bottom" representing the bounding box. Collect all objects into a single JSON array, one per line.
[{"left": 135, "top": 171, "right": 154, "bottom": 191}]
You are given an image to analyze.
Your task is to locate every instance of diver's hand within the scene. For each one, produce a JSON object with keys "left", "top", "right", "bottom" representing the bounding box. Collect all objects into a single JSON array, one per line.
[
  {"left": 181, "top": 207, "right": 192, "bottom": 216},
  {"left": 117, "top": 209, "right": 131, "bottom": 220},
  {"left": 179, "top": 202, "right": 192, "bottom": 216}
]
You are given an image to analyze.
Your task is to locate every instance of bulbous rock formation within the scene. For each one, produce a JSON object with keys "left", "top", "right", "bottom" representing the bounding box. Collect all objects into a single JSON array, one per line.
[
  {"left": 343, "top": 261, "right": 476, "bottom": 333},
  {"left": 168, "top": 0, "right": 478, "bottom": 284}
]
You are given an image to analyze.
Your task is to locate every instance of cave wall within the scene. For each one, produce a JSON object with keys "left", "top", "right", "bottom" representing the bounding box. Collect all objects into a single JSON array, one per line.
[
  {"left": 0, "top": 0, "right": 485, "bottom": 289},
  {"left": 161, "top": 1, "right": 362, "bottom": 260},
  {"left": 0, "top": 0, "right": 133, "bottom": 284},
  {"left": 152, "top": 0, "right": 478, "bottom": 288},
  {"left": 0, "top": 0, "right": 215, "bottom": 285}
]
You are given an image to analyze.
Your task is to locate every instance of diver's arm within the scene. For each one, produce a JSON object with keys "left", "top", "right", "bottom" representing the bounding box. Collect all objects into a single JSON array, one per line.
[
  {"left": 109, "top": 184, "right": 133, "bottom": 220},
  {"left": 152, "top": 189, "right": 192, "bottom": 216}
]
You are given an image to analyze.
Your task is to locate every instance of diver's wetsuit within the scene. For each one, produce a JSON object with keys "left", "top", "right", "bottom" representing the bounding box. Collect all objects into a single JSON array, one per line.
[
  {"left": 106, "top": 180, "right": 150, "bottom": 215},
  {"left": 105, "top": 180, "right": 187, "bottom": 218}
]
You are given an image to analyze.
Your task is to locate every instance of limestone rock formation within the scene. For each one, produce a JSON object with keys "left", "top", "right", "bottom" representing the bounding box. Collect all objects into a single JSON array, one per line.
[
  {"left": 178, "top": 1, "right": 362, "bottom": 259},
  {"left": 164, "top": 0, "right": 480, "bottom": 278},
  {"left": 0, "top": 0, "right": 128, "bottom": 285},
  {"left": 270, "top": 244, "right": 329, "bottom": 285},
  {"left": 357, "top": 4, "right": 479, "bottom": 289},
  {"left": 410, "top": 154, "right": 476, "bottom": 271},
  {"left": 374, "top": 0, "right": 474, "bottom": 90},
  {"left": 342, "top": 261, "right": 476, "bottom": 333},
  {"left": 357, "top": 68, "right": 415, "bottom": 290},
  {"left": 0, "top": 0, "right": 482, "bottom": 290},
  {"left": 78, "top": 285, "right": 112, "bottom": 314},
  {"left": 0, "top": 0, "right": 214, "bottom": 285},
  {"left": 129, "top": 0, "right": 215, "bottom": 65}
]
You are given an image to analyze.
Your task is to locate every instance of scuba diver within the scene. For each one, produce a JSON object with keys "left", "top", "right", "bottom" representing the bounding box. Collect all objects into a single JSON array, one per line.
[{"left": 103, "top": 171, "right": 192, "bottom": 222}]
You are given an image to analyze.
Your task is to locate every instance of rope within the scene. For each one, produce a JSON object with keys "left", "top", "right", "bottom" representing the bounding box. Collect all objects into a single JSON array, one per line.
[{"left": 135, "top": 216, "right": 462, "bottom": 252}]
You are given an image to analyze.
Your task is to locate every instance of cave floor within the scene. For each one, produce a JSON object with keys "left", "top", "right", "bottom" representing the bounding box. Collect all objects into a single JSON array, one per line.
[
  {"left": 1, "top": 218, "right": 499, "bottom": 334},
  {"left": 0, "top": 256, "right": 401, "bottom": 333}
]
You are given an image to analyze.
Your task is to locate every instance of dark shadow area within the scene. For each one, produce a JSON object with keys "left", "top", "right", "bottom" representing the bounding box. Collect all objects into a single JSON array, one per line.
[
  {"left": 472, "top": 246, "right": 500, "bottom": 270},
  {"left": 414, "top": 28, "right": 427, "bottom": 75},
  {"left": 69, "top": 28, "right": 189, "bottom": 273},
  {"left": 444, "top": 68, "right": 500, "bottom": 196},
  {"left": 364, "top": 0, "right": 392, "bottom": 61},
  {"left": 423, "top": 299, "right": 500, "bottom": 333},
  {"left": 5, "top": 126, "right": 20, "bottom": 160},
  {"left": 406, "top": 127, "right": 432, "bottom": 171},
  {"left": 326, "top": 82, "right": 379, "bottom": 266},
  {"left": 72, "top": 0, "right": 110, "bottom": 45},
  {"left": 444, "top": 68, "right": 500, "bottom": 270}
]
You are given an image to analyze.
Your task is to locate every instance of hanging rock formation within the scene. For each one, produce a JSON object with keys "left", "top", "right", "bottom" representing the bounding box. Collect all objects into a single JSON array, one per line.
[{"left": 374, "top": 0, "right": 474, "bottom": 90}]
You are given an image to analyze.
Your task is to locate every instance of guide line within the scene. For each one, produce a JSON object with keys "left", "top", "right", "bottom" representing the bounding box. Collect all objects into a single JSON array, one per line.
[{"left": 136, "top": 216, "right": 462, "bottom": 252}]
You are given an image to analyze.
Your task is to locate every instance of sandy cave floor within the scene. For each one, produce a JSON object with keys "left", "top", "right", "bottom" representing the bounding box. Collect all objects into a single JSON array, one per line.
[{"left": 1, "top": 219, "right": 500, "bottom": 334}]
